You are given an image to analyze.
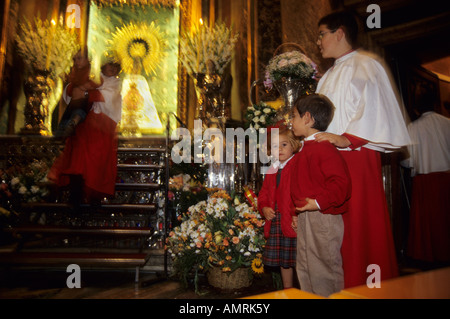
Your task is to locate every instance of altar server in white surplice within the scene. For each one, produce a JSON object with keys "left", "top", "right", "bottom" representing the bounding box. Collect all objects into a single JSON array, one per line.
[
  {"left": 313, "top": 11, "right": 411, "bottom": 288},
  {"left": 402, "top": 90, "right": 450, "bottom": 263}
]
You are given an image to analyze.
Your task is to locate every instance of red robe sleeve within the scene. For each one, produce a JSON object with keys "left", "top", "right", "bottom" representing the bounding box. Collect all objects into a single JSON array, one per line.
[{"left": 342, "top": 133, "right": 367, "bottom": 150}]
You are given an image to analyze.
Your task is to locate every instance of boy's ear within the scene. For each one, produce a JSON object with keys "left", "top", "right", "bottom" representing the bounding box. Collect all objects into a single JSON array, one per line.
[
  {"left": 304, "top": 111, "right": 315, "bottom": 127},
  {"left": 336, "top": 27, "right": 345, "bottom": 42}
]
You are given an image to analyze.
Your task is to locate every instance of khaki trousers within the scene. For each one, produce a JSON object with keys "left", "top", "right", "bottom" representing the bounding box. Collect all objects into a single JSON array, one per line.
[{"left": 296, "top": 210, "right": 344, "bottom": 297}]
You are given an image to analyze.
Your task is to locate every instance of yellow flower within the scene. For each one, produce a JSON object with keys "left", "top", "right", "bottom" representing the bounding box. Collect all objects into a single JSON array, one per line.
[
  {"left": 251, "top": 258, "right": 264, "bottom": 274},
  {"left": 214, "top": 231, "right": 223, "bottom": 244},
  {"left": 222, "top": 267, "right": 231, "bottom": 272}
]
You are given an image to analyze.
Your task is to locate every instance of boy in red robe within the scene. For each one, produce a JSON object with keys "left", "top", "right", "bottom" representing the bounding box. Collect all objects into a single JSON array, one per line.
[{"left": 290, "top": 94, "right": 351, "bottom": 297}]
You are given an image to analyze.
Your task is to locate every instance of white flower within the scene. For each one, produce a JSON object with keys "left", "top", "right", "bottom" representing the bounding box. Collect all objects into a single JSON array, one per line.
[
  {"left": 259, "top": 116, "right": 266, "bottom": 124},
  {"left": 31, "top": 185, "right": 40, "bottom": 194},
  {"left": 18, "top": 186, "right": 27, "bottom": 194},
  {"left": 254, "top": 110, "right": 261, "bottom": 116},
  {"left": 11, "top": 177, "right": 20, "bottom": 186},
  {"left": 263, "top": 108, "right": 272, "bottom": 114}
]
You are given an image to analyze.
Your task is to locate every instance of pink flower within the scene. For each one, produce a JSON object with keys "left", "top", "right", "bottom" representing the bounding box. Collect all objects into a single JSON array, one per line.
[{"left": 277, "top": 59, "right": 288, "bottom": 68}]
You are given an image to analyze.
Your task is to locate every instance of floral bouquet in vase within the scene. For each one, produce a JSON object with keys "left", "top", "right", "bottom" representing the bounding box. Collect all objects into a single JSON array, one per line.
[
  {"left": 245, "top": 101, "right": 278, "bottom": 130},
  {"left": 265, "top": 44, "right": 319, "bottom": 125},
  {"left": 166, "top": 190, "right": 265, "bottom": 292}
]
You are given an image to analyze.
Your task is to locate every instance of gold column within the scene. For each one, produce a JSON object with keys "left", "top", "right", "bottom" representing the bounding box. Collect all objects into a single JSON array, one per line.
[{"left": 0, "top": 0, "right": 11, "bottom": 93}]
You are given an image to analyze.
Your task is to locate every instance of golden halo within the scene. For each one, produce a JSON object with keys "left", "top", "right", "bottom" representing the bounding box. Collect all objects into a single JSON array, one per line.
[{"left": 111, "top": 22, "right": 167, "bottom": 75}]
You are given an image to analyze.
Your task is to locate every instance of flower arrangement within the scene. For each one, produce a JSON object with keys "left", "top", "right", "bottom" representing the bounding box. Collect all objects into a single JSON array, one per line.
[
  {"left": 1, "top": 160, "right": 51, "bottom": 203},
  {"left": 244, "top": 102, "right": 278, "bottom": 130},
  {"left": 179, "top": 22, "right": 239, "bottom": 77},
  {"left": 169, "top": 173, "right": 208, "bottom": 218},
  {"left": 15, "top": 17, "right": 80, "bottom": 79},
  {"left": 169, "top": 159, "right": 209, "bottom": 217},
  {"left": 265, "top": 50, "right": 318, "bottom": 83},
  {"left": 166, "top": 190, "right": 265, "bottom": 291}
]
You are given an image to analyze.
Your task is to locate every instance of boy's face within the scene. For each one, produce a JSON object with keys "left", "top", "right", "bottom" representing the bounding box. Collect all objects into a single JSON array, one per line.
[
  {"left": 290, "top": 107, "right": 307, "bottom": 137},
  {"left": 273, "top": 134, "right": 295, "bottom": 163},
  {"left": 317, "top": 24, "right": 338, "bottom": 59},
  {"left": 102, "top": 63, "right": 120, "bottom": 77}
]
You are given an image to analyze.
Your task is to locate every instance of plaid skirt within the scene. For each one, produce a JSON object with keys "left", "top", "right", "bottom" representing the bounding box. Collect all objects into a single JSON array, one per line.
[{"left": 263, "top": 212, "right": 296, "bottom": 268}]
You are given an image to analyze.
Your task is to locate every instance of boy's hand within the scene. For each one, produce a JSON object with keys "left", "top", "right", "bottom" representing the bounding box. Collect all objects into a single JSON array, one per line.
[
  {"left": 315, "top": 132, "right": 351, "bottom": 148},
  {"left": 295, "top": 198, "right": 319, "bottom": 213},
  {"left": 262, "top": 207, "right": 276, "bottom": 221}
]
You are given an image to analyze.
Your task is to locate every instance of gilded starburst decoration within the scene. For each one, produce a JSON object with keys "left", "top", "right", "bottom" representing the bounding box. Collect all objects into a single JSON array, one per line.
[{"left": 111, "top": 22, "right": 167, "bottom": 75}]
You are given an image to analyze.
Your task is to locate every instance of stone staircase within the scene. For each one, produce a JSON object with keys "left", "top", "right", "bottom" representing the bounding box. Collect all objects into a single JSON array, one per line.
[{"left": 0, "top": 135, "right": 171, "bottom": 281}]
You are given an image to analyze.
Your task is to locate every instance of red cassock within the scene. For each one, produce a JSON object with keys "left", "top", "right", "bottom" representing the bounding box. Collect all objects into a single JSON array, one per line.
[
  {"left": 339, "top": 145, "right": 399, "bottom": 288},
  {"left": 49, "top": 111, "right": 118, "bottom": 198},
  {"left": 407, "top": 172, "right": 450, "bottom": 262}
]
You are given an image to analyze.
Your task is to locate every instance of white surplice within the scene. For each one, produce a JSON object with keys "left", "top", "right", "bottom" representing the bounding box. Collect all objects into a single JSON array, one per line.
[
  {"left": 316, "top": 50, "right": 411, "bottom": 152},
  {"left": 91, "top": 73, "right": 123, "bottom": 124},
  {"left": 403, "top": 111, "right": 450, "bottom": 176}
]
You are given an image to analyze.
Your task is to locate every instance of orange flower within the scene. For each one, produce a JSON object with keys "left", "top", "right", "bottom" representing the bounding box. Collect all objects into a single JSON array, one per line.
[
  {"left": 222, "top": 267, "right": 231, "bottom": 272},
  {"left": 223, "top": 239, "right": 229, "bottom": 246},
  {"left": 226, "top": 255, "right": 232, "bottom": 261},
  {"left": 232, "top": 237, "right": 240, "bottom": 244}
]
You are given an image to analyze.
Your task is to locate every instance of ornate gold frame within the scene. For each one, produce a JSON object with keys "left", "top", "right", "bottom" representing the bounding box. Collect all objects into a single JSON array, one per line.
[
  {"left": 0, "top": 0, "right": 193, "bottom": 130},
  {"left": 177, "top": 0, "right": 191, "bottom": 126}
]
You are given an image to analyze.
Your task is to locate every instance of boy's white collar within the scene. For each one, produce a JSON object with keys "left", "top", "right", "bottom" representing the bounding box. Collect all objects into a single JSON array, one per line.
[
  {"left": 304, "top": 132, "right": 321, "bottom": 141},
  {"left": 273, "top": 154, "right": 295, "bottom": 170}
]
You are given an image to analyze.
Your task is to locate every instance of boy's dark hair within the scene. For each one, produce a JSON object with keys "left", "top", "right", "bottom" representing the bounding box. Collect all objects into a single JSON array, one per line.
[
  {"left": 294, "top": 94, "right": 335, "bottom": 132},
  {"left": 318, "top": 11, "right": 359, "bottom": 48}
]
